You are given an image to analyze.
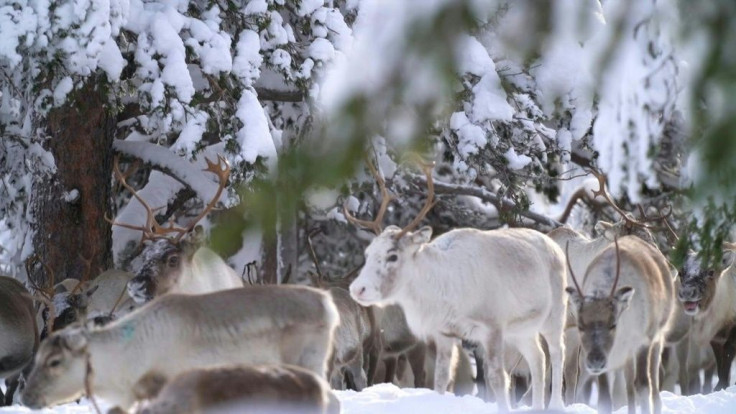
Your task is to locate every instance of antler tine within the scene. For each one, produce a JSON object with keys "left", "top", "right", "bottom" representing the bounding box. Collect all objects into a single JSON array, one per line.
[
  {"left": 636, "top": 203, "right": 673, "bottom": 223},
  {"left": 587, "top": 168, "right": 654, "bottom": 230},
  {"left": 394, "top": 155, "right": 436, "bottom": 240},
  {"left": 343, "top": 158, "right": 394, "bottom": 235},
  {"left": 565, "top": 242, "right": 584, "bottom": 297},
  {"left": 175, "top": 155, "right": 231, "bottom": 242},
  {"left": 610, "top": 236, "right": 622, "bottom": 297},
  {"left": 111, "top": 156, "right": 188, "bottom": 242},
  {"left": 558, "top": 188, "right": 589, "bottom": 224}
]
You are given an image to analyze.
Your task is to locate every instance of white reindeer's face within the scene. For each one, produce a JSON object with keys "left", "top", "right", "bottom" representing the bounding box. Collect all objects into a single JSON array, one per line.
[
  {"left": 22, "top": 328, "right": 88, "bottom": 409},
  {"left": 350, "top": 225, "right": 432, "bottom": 306},
  {"left": 128, "top": 239, "right": 194, "bottom": 304}
]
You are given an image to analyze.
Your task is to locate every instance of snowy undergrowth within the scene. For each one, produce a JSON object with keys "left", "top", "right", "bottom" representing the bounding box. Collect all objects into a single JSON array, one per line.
[{"left": 2, "top": 384, "right": 735, "bottom": 413}]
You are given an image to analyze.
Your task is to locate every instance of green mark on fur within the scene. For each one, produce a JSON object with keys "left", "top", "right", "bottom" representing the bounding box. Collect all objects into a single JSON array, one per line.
[{"left": 121, "top": 323, "right": 135, "bottom": 342}]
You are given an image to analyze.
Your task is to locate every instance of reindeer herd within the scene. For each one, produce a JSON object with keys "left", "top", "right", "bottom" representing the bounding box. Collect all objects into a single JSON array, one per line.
[{"left": 1, "top": 155, "right": 735, "bottom": 414}]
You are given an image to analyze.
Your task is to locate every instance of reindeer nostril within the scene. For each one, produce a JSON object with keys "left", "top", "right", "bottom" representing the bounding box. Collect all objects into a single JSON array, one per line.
[{"left": 359, "top": 287, "right": 366, "bottom": 295}]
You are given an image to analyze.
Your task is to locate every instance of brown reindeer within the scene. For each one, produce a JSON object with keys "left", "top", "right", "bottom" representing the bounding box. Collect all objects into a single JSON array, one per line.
[
  {"left": 566, "top": 237, "right": 675, "bottom": 414},
  {"left": 133, "top": 365, "right": 340, "bottom": 414}
]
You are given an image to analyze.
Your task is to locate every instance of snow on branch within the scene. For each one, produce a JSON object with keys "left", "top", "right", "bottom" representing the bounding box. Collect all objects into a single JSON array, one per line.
[
  {"left": 406, "top": 175, "right": 563, "bottom": 229},
  {"left": 113, "top": 140, "right": 228, "bottom": 204}
]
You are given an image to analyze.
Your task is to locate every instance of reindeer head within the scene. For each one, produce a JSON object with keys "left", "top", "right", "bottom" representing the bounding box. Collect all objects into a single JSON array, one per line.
[
  {"left": 345, "top": 155, "right": 435, "bottom": 306},
  {"left": 22, "top": 327, "right": 88, "bottom": 409},
  {"left": 565, "top": 238, "right": 635, "bottom": 374},
  {"left": 677, "top": 249, "right": 735, "bottom": 316},
  {"left": 108, "top": 155, "right": 230, "bottom": 304},
  {"left": 350, "top": 225, "right": 433, "bottom": 305},
  {"left": 128, "top": 239, "right": 199, "bottom": 303}
]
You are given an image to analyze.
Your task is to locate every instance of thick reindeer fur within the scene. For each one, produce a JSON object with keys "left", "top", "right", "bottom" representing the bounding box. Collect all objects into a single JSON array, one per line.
[
  {"left": 327, "top": 287, "right": 379, "bottom": 391},
  {"left": 350, "top": 226, "right": 568, "bottom": 412},
  {"left": 0, "top": 276, "right": 39, "bottom": 405},
  {"left": 127, "top": 240, "right": 243, "bottom": 304},
  {"left": 567, "top": 236, "right": 675, "bottom": 414},
  {"left": 133, "top": 365, "right": 340, "bottom": 414},
  {"left": 21, "top": 286, "right": 339, "bottom": 411}
]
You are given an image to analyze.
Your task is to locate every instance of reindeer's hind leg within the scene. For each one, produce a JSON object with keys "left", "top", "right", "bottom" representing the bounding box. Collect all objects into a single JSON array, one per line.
[
  {"left": 649, "top": 340, "right": 664, "bottom": 414},
  {"left": 483, "top": 329, "right": 510, "bottom": 412},
  {"left": 540, "top": 319, "right": 566, "bottom": 409},
  {"left": 515, "top": 336, "right": 545, "bottom": 410}
]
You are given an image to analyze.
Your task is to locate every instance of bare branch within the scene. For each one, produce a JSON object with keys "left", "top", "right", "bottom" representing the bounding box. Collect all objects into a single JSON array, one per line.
[{"left": 406, "top": 174, "right": 563, "bottom": 229}]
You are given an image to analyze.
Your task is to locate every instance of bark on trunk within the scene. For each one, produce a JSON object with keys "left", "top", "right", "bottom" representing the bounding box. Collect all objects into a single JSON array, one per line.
[{"left": 28, "top": 78, "right": 115, "bottom": 289}]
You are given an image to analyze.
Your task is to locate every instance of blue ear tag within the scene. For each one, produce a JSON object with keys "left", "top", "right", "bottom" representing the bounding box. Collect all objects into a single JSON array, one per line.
[{"left": 121, "top": 323, "right": 136, "bottom": 342}]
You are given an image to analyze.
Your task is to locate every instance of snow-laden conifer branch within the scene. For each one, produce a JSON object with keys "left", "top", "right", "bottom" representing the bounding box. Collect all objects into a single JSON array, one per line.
[{"left": 112, "top": 140, "right": 228, "bottom": 205}]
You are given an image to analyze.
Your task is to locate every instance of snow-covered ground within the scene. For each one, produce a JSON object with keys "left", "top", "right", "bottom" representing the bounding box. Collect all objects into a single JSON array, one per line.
[{"left": 2, "top": 383, "right": 736, "bottom": 413}]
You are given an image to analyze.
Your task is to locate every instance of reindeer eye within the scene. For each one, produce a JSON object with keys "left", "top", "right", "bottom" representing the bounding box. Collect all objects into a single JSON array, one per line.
[
  {"left": 387, "top": 254, "right": 398, "bottom": 263},
  {"left": 167, "top": 255, "right": 179, "bottom": 267},
  {"left": 48, "top": 358, "right": 62, "bottom": 368}
]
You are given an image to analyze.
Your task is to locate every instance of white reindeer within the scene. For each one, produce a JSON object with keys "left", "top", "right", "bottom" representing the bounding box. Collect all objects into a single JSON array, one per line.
[
  {"left": 344, "top": 159, "right": 567, "bottom": 411},
  {"left": 21, "top": 285, "right": 339, "bottom": 412},
  {"left": 107, "top": 156, "right": 243, "bottom": 304},
  {"left": 565, "top": 236, "right": 675, "bottom": 414}
]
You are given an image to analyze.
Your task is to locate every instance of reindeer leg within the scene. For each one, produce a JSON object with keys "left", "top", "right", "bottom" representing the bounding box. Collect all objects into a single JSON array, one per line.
[
  {"left": 383, "top": 356, "right": 398, "bottom": 384},
  {"left": 713, "top": 326, "right": 736, "bottom": 391},
  {"left": 483, "top": 330, "right": 510, "bottom": 412},
  {"left": 3, "top": 375, "right": 20, "bottom": 406},
  {"left": 432, "top": 335, "right": 457, "bottom": 394},
  {"left": 472, "top": 346, "right": 488, "bottom": 401},
  {"left": 649, "top": 341, "right": 664, "bottom": 414},
  {"left": 516, "top": 336, "right": 545, "bottom": 410},
  {"left": 623, "top": 359, "right": 636, "bottom": 414},
  {"left": 635, "top": 347, "right": 653, "bottom": 414},
  {"left": 597, "top": 373, "right": 612, "bottom": 414},
  {"left": 408, "top": 343, "right": 427, "bottom": 388}
]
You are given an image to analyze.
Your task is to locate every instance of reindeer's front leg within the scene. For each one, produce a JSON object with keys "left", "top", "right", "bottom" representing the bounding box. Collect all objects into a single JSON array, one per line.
[{"left": 432, "top": 335, "right": 458, "bottom": 394}]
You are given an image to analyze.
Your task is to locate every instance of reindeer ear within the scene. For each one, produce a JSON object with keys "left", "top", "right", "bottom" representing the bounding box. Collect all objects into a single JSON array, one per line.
[
  {"left": 565, "top": 287, "right": 583, "bottom": 308},
  {"left": 62, "top": 330, "right": 88, "bottom": 352},
  {"left": 614, "top": 286, "right": 634, "bottom": 309},
  {"left": 721, "top": 250, "right": 735, "bottom": 269},
  {"left": 410, "top": 226, "right": 433, "bottom": 244},
  {"left": 595, "top": 221, "right": 615, "bottom": 240},
  {"left": 85, "top": 284, "right": 100, "bottom": 298}
]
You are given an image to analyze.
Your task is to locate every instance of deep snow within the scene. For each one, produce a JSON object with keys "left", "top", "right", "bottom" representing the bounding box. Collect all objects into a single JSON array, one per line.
[{"left": 2, "top": 383, "right": 736, "bottom": 413}]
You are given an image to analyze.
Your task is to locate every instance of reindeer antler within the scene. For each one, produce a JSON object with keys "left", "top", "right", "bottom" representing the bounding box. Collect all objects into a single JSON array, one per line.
[
  {"left": 25, "top": 254, "right": 57, "bottom": 333},
  {"left": 107, "top": 156, "right": 188, "bottom": 242},
  {"left": 394, "top": 154, "right": 436, "bottom": 240},
  {"left": 174, "top": 155, "right": 230, "bottom": 242},
  {"left": 588, "top": 168, "right": 658, "bottom": 230},
  {"left": 108, "top": 154, "right": 230, "bottom": 244},
  {"left": 610, "top": 237, "right": 622, "bottom": 297},
  {"left": 343, "top": 158, "right": 394, "bottom": 235}
]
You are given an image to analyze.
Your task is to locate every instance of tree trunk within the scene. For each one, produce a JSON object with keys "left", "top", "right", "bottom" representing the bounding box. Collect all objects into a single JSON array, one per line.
[{"left": 28, "top": 78, "right": 114, "bottom": 289}]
